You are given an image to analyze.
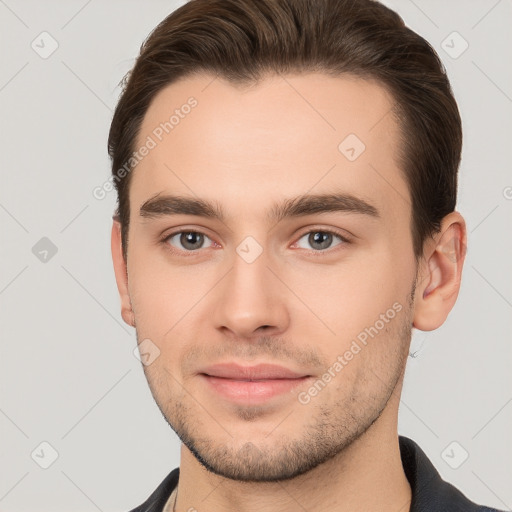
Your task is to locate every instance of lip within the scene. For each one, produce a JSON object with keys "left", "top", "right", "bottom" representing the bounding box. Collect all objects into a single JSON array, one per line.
[
  {"left": 199, "top": 362, "right": 309, "bottom": 380},
  {"left": 198, "top": 363, "right": 313, "bottom": 404}
]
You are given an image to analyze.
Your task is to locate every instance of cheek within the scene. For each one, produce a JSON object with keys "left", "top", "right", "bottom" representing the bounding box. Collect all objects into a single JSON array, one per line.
[
  {"left": 290, "top": 251, "right": 407, "bottom": 336},
  {"left": 127, "top": 248, "right": 214, "bottom": 335}
]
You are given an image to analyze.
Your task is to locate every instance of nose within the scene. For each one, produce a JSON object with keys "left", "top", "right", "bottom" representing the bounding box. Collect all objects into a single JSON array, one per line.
[{"left": 211, "top": 245, "right": 290, "bottom": 340}]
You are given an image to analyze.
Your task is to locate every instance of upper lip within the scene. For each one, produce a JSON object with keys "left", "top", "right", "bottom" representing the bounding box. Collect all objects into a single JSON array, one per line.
[{"left": 200, "top": 363, "right": 310, "bottom": 380}]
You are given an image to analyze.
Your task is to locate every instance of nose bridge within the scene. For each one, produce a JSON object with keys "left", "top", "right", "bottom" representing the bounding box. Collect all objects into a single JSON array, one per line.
[
  {"left": 231, "top": 244, "right": 270, "bottom": 297},
  {"left": 212, "top": 239, "right": 288, "bottom": 337}
]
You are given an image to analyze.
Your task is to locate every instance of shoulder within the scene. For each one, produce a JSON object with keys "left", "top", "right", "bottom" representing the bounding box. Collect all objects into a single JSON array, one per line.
[
  {"left": 127, "top": 467, "right": 180, "bottom": 512},
  {"left": 399, "top": 436, "right": 505, "bottom": 512}
]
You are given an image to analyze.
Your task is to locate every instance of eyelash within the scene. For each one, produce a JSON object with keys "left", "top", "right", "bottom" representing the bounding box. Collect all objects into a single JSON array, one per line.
[{"left": 160, "top": 228, "right": 351, "bottom": 257}]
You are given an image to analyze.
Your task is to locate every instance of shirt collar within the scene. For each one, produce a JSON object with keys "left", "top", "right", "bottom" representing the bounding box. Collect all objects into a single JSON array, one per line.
[
  {"left": 130, "top": 435, "right": 499, "bottom": 512},
  {"left": 399, "top": 435, "right": 498, "bottom": 511}
]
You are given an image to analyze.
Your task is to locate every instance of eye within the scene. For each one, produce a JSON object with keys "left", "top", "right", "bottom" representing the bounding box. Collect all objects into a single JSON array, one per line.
[
  {"left": 163, "top": 231, "right": 214, "bottom": 252},
  {"left": 294, "top": 229, "right": 349, "bottom": 252}
]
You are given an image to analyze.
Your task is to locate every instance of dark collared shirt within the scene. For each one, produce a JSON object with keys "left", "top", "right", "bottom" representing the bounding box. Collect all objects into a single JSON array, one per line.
[{"left": 128, "top": 436, "right": 504, "bottom": 511}]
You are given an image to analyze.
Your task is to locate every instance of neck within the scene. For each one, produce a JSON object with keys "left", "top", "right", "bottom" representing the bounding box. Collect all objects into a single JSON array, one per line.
[{"left": 174, "top": 407, "right": 411, "bottom": 512}]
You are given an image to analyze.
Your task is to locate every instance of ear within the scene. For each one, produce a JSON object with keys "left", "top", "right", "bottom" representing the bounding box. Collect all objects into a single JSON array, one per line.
[
  {"left": 412, "top": 211, "right": 467, "bottom": 331},
  {"left": 111, "top": 219, "right": 135, "bottom": 328}
]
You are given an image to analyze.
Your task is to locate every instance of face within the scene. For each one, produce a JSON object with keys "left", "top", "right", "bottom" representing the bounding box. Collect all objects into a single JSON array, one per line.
[{"left": 121, "top": 72, "right": 419, "bottom": 482}]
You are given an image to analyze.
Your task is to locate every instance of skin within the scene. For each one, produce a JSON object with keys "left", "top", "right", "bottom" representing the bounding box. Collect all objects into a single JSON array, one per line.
[{"left": 111, "top": 72, "right": 467, "bottom": 512}]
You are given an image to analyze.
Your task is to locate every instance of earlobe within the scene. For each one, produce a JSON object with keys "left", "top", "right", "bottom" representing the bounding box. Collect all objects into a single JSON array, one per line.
[
  {"left": 111, "top": 220, "right": 135, "bottom": 328},
  {"left": 412, "top": 212, "right": 467, "bottom": 331}
]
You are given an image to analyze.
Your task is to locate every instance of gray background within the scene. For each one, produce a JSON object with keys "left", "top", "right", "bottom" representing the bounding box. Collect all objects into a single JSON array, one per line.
[{"left": 0, "top": 0, "right": 511, "bottom": 510}]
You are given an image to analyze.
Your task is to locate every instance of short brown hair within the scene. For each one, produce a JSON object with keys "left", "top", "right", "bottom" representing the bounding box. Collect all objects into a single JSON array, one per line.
[{"left": 108, "top": 0, "right": 462, "bottom": 262}]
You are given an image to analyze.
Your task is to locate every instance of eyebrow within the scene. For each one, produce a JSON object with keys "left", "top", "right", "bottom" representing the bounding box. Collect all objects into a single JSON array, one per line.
[{"left": 139, "top": 192, "right": 380, "bottom": 223}]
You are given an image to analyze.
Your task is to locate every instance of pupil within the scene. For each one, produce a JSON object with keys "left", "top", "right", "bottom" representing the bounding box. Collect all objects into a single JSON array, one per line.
[
  {"left": 310, "top": 231, "right": 331, "bottom": 250},
  {"left": 182, "top": 232, "right": 202, "bottom": 249}
]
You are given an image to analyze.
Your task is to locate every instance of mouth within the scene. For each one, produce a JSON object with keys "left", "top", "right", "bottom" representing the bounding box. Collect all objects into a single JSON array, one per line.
[{"left": 199, "top": 371, "right": 313, "bottom": 403}]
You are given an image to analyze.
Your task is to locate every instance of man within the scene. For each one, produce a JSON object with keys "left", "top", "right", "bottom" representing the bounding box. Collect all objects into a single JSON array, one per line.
[{"left": 108, "top": 0, "right": 503, "bottom": 510}]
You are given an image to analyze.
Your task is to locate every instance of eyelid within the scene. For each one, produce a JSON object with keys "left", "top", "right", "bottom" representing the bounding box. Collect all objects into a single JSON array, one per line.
[{"left": 293, "top": 226, "right": 353, "bottom": 243}]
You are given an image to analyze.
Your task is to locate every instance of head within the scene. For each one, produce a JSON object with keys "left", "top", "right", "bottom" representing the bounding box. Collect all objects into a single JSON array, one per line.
[{"left": 109, "top": 0, "right": 466, "bottom": 482}]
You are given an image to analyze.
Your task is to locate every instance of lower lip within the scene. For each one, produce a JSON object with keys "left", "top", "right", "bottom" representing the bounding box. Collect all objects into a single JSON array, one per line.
[{"left": 200, "top": 374, "right": 311, "bottom": 403}]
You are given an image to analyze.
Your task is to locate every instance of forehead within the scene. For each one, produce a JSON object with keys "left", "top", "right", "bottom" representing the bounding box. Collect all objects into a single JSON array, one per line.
[{"left": 130, "top": 72, "right": 409, "bottom": 223}]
